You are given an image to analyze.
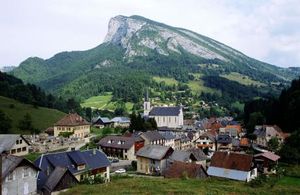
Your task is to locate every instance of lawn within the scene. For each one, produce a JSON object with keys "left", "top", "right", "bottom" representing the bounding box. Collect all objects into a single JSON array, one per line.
[
  {"left": 0, "top": 96, "right": 66, "bottom": 133},
  {"left": 61, "top": 176, "right": 300, "bottom": 195},
  {"left": 81, "top": 92, "right": 133, "bottom": 111},
  {"left": 220, "top": 72, "right": 266, "bottom": 87},
  {"left": 188, "top": 80, "right": 220, "bottom": 95},
  {"left": 153, "top": 76, "right": 178, "bottom": 86}
]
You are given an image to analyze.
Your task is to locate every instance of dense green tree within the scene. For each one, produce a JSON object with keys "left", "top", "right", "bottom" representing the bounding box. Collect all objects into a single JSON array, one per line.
[
  {"left": 267, "top": 137, "right": 280, "bottom": 152},
  {"left": 246, "top": 112, "right": 265, "bottom": 134},
  {"left": 279, "top": 129, "right": 300, "bottom": 164},
  {"left": 0, "top": 110, "right": 12, "bottom": 133},
  {"left": 18, "top": 113, "right": 35, "bottom": 133}
]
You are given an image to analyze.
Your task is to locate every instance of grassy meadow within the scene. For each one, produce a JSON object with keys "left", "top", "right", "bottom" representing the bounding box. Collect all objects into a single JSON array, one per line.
[
  {"left": 221, "top": 72, "right": 266, "bottom": 87},
  {"left": 61, "top": 176, "right": 300, "bottom": 195},
  {"left": 0, "top": 96, "right": 66, "bottom": 133},
  {"left": 81, "top": 92, "right": 133, "bottom": 111}
]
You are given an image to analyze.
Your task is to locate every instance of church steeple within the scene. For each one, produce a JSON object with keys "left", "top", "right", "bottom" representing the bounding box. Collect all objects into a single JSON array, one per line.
[{"left": 144, "top": 88, "right": 151, "bottom": 117}]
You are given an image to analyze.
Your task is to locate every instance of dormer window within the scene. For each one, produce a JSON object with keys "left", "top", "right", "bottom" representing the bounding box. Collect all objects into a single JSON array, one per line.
[
  {"left": 77, "top": 164, "right": 86, "bottom": 171},
  {"left": 108, "top": 140, "right": 114, "bottom": 144}
]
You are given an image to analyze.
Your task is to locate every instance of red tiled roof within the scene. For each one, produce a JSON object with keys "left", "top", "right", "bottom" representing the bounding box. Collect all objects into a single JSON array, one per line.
[
  {"left": 164, "top": 161, "right": 207, "bottom": 178},
  {"left": 240, "top": 138, "right": 250, "bottom": 147},
  {"left": 54, "top": 113, "right": 90, "bottom": 126},
  {"left": 210, "top": 152, "right": 253, "bottom": 172},
  {"left": 225, "top": 125, "right": 242, "bottom": 134}
]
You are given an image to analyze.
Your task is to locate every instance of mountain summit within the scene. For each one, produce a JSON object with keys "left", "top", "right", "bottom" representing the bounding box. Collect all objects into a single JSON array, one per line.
[{"left": 11, "top": 15, "right": 298, "bottom": 102}]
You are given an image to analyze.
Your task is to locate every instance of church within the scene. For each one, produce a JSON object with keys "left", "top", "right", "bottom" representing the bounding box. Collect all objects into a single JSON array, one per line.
[{"left": 143, "top": 91, "right": 184, "bottom": 129}]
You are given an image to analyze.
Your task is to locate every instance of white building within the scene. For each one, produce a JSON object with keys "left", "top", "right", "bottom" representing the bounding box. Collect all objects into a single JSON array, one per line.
[
  {"left": 0, "top": 134, "right": 30, "bottom": 156},
  {"left": 207, "top": 152, "right": 257, "bottom": 182},
  {"left": 143, "top": 92, "right": 184, "bottom": 129},
  {"left": 2, "top": 155, "right": 39, "bottom": 195}
]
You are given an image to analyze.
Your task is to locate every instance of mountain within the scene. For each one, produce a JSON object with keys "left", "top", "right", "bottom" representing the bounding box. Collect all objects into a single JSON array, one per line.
[{"left": 11, "top": 15, "right": 299, "bottom": 104}]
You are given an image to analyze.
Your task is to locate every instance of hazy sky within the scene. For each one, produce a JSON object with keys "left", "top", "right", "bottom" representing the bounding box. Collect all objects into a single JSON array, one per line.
[{"left": 1, "top": 0, "right": 300, "bottom": 68}]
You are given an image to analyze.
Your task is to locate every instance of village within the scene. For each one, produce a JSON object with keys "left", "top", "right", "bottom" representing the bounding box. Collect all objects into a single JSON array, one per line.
[{"left": 0, "top": 93, "right": 291, "bottom": 195}]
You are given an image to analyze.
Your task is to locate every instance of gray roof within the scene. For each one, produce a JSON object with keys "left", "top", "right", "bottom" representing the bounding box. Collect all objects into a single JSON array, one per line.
[
  {"left": 159, "top": 132, "right": 176, "bottom": 140},
  {"left": 169, "top": 150, "right": 195, "bottom": 162},
  {"left": 141, "top": 131, "right": 165, "bottom": 141},
  {"left": 0, "top": 134, "right": 30, "bottom": 153},
  {"left": 42, "top": 167, "right": 77, "bottom": 192},
  {"left": 111, "top": 117, "right": 130, "bottom": 123},
  {"left": 136, "top": 145, "right": 173, "bottom": 160},
  {"left": 217, "top": 134, "right": 232, "bottom": 144},
  {"left": 98, "top": 135, "right": 137, "bottom": 149},
  {"left": 186, "top": 148, "right": 208, "bottom": 161},
  {"left": 149, "top": 106, "right": 181, "bottom": 116},
  {"left": 2, "top": 155, "right": 39, "bottom": 179}
]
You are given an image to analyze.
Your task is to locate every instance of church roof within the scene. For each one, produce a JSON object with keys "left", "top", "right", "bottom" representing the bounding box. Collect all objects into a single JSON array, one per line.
[{"left": 149, "top": 106, "right": 181, "bottom": 116}]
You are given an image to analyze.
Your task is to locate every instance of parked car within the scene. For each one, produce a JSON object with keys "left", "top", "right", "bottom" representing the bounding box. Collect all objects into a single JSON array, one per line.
[
  {"left": 111, "top": 158, "right": 119, "bottom": 163},
  {"left": 115, "top": 168, "right": 126, "bottom": 174}
]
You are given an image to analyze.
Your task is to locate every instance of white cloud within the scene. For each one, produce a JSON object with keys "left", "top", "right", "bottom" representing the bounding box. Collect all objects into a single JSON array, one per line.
[{"left": 0, "top": 0, "right": 299, "bottom": 67}]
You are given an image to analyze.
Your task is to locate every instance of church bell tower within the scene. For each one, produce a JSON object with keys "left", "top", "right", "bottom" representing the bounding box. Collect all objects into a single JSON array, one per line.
[{"left": 143, "top": 89, "right": 151, "bottom": 117}]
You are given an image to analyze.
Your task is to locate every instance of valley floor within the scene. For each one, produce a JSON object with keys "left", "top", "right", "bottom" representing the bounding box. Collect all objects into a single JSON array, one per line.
[{"left": 61, "top": 176, "right": 300, "bottom": 195}]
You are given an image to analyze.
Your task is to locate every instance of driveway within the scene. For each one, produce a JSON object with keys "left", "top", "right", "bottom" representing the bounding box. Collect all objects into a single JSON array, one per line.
[{"left": 110, "top": 160, "right": 132, "bottom": 172}]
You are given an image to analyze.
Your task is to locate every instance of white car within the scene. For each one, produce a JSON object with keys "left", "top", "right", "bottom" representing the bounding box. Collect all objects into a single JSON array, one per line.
[{"left": 115, "top": 168, "right": 126, "bottom": 174}]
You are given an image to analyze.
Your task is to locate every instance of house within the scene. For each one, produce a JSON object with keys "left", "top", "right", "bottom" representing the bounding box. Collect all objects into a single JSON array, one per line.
[
  {"left": 1, "top": 155, "right": 39, "bottom": 195},
  {"left": 34, "top": 149, "right": 110, "bottom": 191},
  {"left": 168, "top": 150, "right": 198, "bottom": 164},
  {"left": 216, "top": 134, "right": 232, "bottom": 151},
  {"left": 111, "top": 117, "right": 130, "bottom": 128},
  {"left": 164, "top": 161, "right": 208, "bottom": 179},
  {"left": 159, "top": 131, "right": 179, "bottom": 149},
  {"left": 41, "top": 167, "right": 78, "bottom": 195},
  {"left": 186, "top": 148, "right": 208, "bottom": 167},
  {"left": 253, "top": 125, "right": 288, "bottom": 147},
  {"left": 0, "top": 134, "right": 30, "bottom": 156},
  {"left": 224, "top": 125, "right": 242, "bottom": 138},
  {"left": 179, "top": 134, "right": 192, "bottom": 150},
  {"left": 53, "top": 113, "right": 90, "bottom": 138},
  {"left": 143, "top": 92, "right": 183, "bottom": 128},
  {"left": 254, "top": 152, "right": 280, "bottom": 174},
  {"left": 195, "top": 131, "right": 217, "bottom": 151},
  {"left": 207, "top": 152, "right": 257, "bottom": 182},
  {"left": 140, "top": 131, "right": 165, "bottom": 145},
  {"left": 98, "top": 135, "right": 144, "bottom": 160},
  {"left": 136, "top": 145, "right": 173, "bottom": 175},
  {"left": 92, "top": 117, "right": 112, "bottom": 128}
]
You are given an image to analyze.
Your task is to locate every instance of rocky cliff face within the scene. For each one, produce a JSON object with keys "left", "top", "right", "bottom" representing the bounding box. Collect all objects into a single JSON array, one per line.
[{"left": 103, "top": 15, "right": 227, "bottom": 60}]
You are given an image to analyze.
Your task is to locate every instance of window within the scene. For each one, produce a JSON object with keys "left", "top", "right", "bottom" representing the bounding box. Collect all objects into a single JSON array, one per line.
[
  {"left": 22, "top": 147, "right": 27, "bottom": 152},
  {"left": 20, "top": 139, "right": 23, "bottom": 144},
  {"left": 11, "top": 149, "right": 16, "bottom": 154},
  {"left": 23, "top": 167, "right": 29, "bottom": 178},
  {"left": 8, "top": 171, "right": 14, "bottom": 181},
  {"left": 16, "top": 140, "right": 19, "bottom": 145},
  {"left": 17, "top": 148, "right": 21, "bottom": 153}
]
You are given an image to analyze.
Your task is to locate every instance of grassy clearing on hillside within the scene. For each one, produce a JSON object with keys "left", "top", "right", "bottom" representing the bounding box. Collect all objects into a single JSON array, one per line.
[
  {"left": 61, "top": 176, "right": 300, "bottom": 195},
  {"left": 221, "top": 72, "right": 266, "bottom": 87},
  {"left": 0, "top": 96, "right": 65, "bottom": 133},
  {"left": 188, "top": 80, "right": 219, "bottom": 95},
  {"left": 153, "top": 76, "right": 178, "bottom": 86},
  {"left": 81, "top": 92, "right": 133, "bottom": 111}
]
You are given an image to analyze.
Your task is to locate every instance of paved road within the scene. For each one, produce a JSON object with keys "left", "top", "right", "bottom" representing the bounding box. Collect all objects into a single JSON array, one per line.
[{"left": 110, "top": 160, "right": 132, "bottom": 172}]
